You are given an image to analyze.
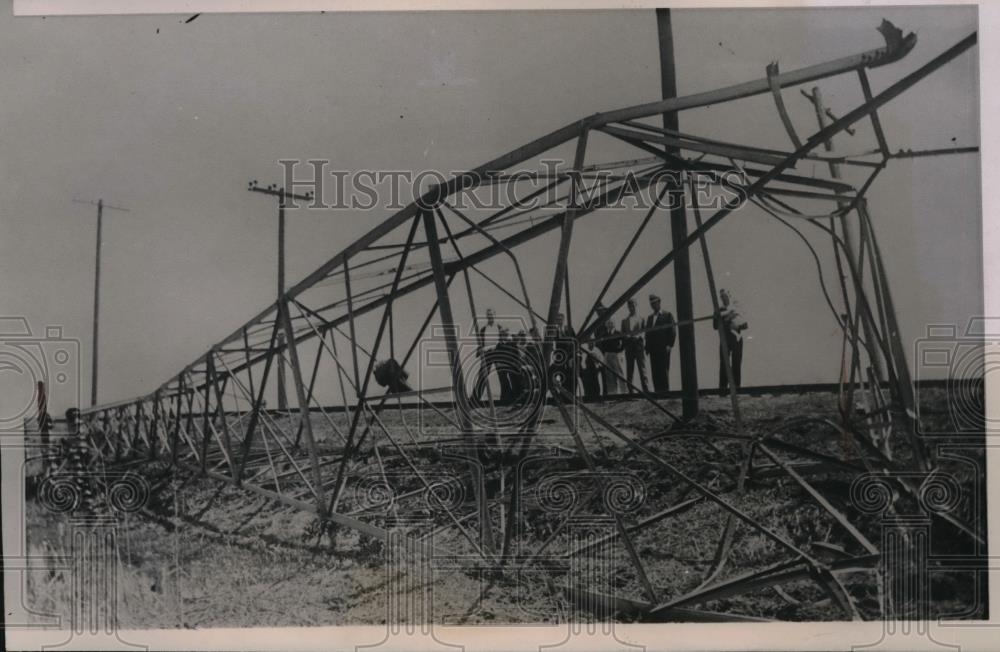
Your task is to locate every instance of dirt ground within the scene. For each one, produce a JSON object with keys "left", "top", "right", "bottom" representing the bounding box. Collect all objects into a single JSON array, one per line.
[{"left": 23, "top": 388, "right": 987, "bottom": 628}]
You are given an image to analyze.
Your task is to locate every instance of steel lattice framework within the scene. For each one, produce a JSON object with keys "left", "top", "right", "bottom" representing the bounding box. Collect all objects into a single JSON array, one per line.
[{"left": 71, "top": 25, "right": 983, "bottom": 622}]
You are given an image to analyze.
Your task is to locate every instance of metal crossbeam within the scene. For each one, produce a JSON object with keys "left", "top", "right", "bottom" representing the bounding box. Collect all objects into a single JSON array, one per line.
[{"left": 67, "top": 26, "right": 982, "bottom": 623}]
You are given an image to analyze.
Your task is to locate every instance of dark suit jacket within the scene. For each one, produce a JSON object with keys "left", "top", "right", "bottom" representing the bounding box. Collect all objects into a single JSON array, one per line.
[
  {"left": 495, "top": 339, "right": 520, "bottom": 372},
  {"left": 595, "top": 322, "right": 623, "bottom": 354},
  {"left": 644, "top": 311, "right": 676, "bottom": 355}
]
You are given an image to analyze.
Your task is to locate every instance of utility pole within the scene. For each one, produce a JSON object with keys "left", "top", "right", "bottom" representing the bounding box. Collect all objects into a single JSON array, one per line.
[
  {"left": 247, "top": 181, "right": 313, "bottom": 411},
  {"left": 74, "top": 198, "right": 129, "bottom": 407},
  {"left": 657, "top": 8, "right": 699, "bottom": 418}
]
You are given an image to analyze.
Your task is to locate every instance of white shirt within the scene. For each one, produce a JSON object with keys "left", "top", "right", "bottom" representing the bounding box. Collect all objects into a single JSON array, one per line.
[
  {"left": 720, "top": 305, "right": 746, "bottom": 341},
  {"left": 480, "top": 323, "right": 501, "bottom": 349}
]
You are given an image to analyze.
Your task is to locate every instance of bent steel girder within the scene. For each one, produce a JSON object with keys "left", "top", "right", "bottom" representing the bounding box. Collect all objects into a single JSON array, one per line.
[
  {"left": 72, "top": 26, "right": 982, "bottom": 622},
  {"left": 80, "top": 24, "right": 917, "bottom": 411}
]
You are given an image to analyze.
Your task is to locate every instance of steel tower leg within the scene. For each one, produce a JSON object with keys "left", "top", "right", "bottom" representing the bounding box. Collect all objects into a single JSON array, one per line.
[{"left": 657, "top": 8, "right": 699, "bottom": 417}]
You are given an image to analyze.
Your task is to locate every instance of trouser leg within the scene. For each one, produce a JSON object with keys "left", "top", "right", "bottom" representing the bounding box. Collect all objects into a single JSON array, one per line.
[
  {"left": 605, "top": 354, "right": 621, "bottom": 395},
  {"left": 719, "top": 343, "right": 729, "bottom": 394},
  {"left": 732, "top": 338, "right": 743, "bottom": 389},
  {"left": 664, "top": 348, "right": 671, "bottom": 392},
  {"left": 625, "top": 347, "right": 647, "bottom": 392},
  {"left": 649, "top": 352, "right": 666, "bottom": 393},
  {"left": 475, "top": 353, "right": 490, "bottom": 402},
  {"left": 498, "top": 368, "right": 510, "bottom": 402},
  {"left": 634, "top": 348, "right": 648, "bottom": 391}
]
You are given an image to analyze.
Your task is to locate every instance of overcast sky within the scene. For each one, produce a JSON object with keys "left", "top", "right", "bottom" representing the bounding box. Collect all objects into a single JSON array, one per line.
[{"left": 0, "top": 6, "right": 980, "bottom": 414}]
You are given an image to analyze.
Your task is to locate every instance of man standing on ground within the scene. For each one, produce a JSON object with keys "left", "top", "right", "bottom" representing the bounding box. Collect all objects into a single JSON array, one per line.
[
  {"left": 620, "top": 298, "right": 648, "bottom": 392},
  {"left": 645, "top": 294, "right": 676, "bottom": 393},
  {"left": 714, "top": 288, "right": 747, "bottom": 395},
  {"left": 475, "top": 308, "right": 502, "bottom": 404},
  {"left": 581, "top": 342, "right": 602, "bottom": 398}
]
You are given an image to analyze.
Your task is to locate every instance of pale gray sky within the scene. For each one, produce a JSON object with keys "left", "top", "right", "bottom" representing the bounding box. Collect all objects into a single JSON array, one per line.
[{"left": 0, "top": 6, "right": 980, "bottom": 412}]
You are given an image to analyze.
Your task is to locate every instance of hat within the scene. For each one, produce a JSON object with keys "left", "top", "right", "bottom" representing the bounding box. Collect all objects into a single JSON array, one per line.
[{"left": 649, "top": 293, "right": 661, "bottom": 301}]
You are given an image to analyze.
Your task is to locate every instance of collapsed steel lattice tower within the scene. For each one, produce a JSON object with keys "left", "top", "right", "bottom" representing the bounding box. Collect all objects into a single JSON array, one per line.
[{"left": 66, "top": 24, "right": 982, "bottom": 621}]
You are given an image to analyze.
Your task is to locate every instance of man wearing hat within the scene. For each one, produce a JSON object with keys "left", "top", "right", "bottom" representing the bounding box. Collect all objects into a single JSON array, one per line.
[{"left": 644, "top": 293, "right": 676, "bottom": 393}]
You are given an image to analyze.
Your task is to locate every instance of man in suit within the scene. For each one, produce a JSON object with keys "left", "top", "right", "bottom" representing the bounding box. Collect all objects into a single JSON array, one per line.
[
  {"left": 474, "top": 308, "right": 502, "bottom": 404},
  {"left": 580, "top": 342, "right": 602, "bottom": 398},
  {"left": 620, "top": 298, "right": 648, "bottom": 392},
  {"left": 644, "top": 294, "right": 676, "bottom": 393}
]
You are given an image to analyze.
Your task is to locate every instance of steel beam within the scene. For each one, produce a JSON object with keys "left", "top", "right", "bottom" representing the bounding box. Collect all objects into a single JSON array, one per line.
[
  {"left": 578, "top": 30, "right": 977, "bottom": 340},
  {"left": 278, "top": 299, "right": 327, "bottom": 511},
  {"left": 80, "top": 26, "right": 924, "bottom": 415}
]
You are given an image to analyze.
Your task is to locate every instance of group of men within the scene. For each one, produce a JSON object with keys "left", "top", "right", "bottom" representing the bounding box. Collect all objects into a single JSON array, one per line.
[
  {"left": 585, "top": 293, "right": 676, "bottom": 397},
  {"left": 471, "top": 296, "right": 672, "bottom": 405},
  {"left": 472, "top": 308, "right": 548, "bottom": 406},
  {"left": 472, "top": 288, "right": 747, "bottom": 402}
]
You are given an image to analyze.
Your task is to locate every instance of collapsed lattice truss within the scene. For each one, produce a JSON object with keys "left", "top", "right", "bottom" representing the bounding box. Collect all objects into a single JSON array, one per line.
[{"left": 72, "top": 25, "right": 982, "bottom": 621}]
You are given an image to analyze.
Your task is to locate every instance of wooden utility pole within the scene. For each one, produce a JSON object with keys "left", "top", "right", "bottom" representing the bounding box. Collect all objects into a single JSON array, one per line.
[
  {"left": 248, "top": 181, "right": 313, "bottom": 411},
  {"left": 657, "top": 8, "right": 699, "bottom": 417},
  {"left": 74, "top": 198, "right": 129, "bottom": 406},
  {"left": 92, "top": 199, "right": 103, "bottom": 407}
]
